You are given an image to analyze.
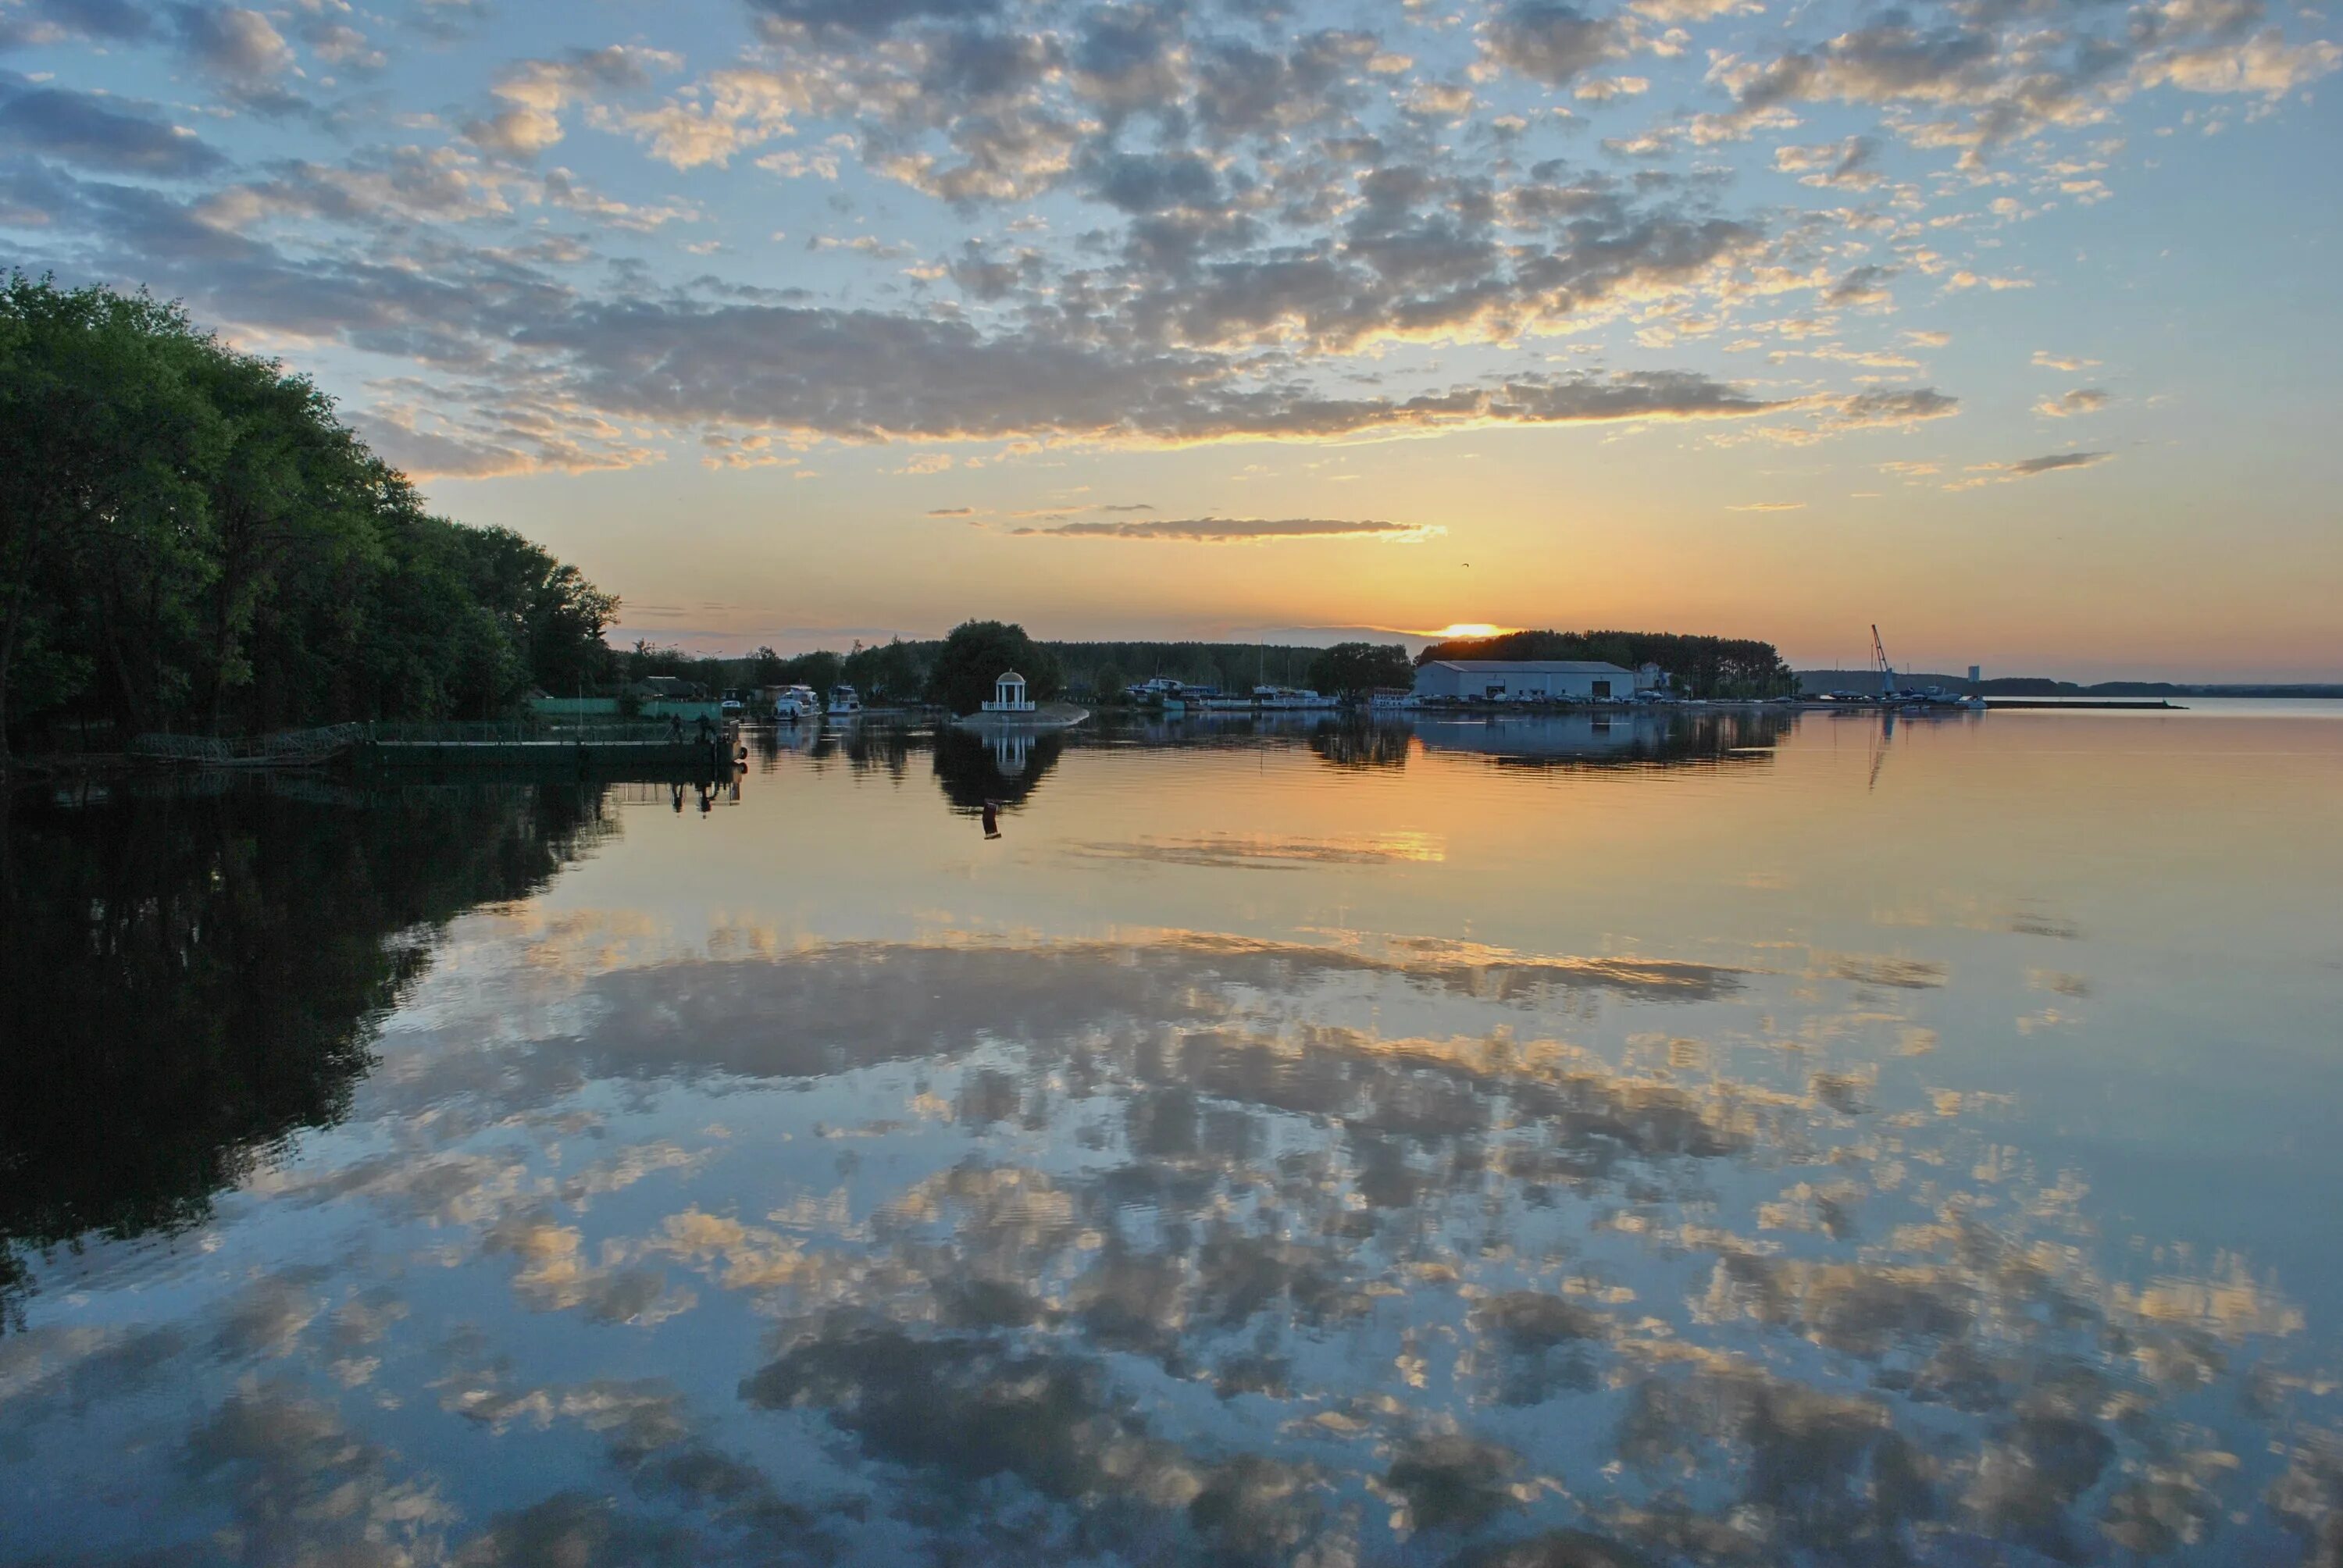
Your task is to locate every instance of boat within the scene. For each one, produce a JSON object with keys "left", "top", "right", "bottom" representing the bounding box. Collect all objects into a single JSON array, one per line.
[
  {"left": 772, "top": 685, "right": 819, "bottom": 722},
  {"left": 826, "top": 684, "right": 864, "bottom": 717},
  {"left": 1253, "top": 686, "right": 1339, "bottom": 711}
]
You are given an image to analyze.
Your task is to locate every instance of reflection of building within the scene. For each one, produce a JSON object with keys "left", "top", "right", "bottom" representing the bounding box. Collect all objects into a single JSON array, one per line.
[
  {"left": 987, "top": 731, "right": 1032, "bottom": 772},
  {"left": 1414, "top": 660, "right": 1651, "bottom": 702},
  {"left": 982, "top": 670, "right": 1035, "bottom": 714},
  {"left": 1413, "top": 709, "right": 1791, "bottom": 767},
  {"left": 932, "top": 728, "right": 1063, "bottom": 811}
]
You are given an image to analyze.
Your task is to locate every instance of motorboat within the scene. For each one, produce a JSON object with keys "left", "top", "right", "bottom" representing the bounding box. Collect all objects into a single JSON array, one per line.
[
  {"left": 827, "top": 684, "right": 864, "bottom": 717},
  {"left": 773, "top": 686, "right": 819, "bottom": 722}
]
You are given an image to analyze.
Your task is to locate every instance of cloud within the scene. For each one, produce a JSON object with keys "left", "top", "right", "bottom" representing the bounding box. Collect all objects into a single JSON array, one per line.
[
  {"left": 1946, "top": 451, "right": 2113, "bottom": 488},
  {"left": 925, "top": 506, "right": 974, "bottom": 516},
  {"left": 1824, "top": 387, "right": 1960, "bottom": 428},
  {"left": 2035, "top": 388, "right": 2111, "bottom": 417},
  {"left": 1772, "top": 135, "right": 1883, "bottom": 191},
  {"left": 0, "top": 78, "right": 224, "bottom": 176},
  {"left": 467, "top": 45, "right": 680, "bottom": 158},
  {"left": 1714, "top": 0, "right": 2341, "bottom": 168},
  {"left": 598, "top": 67, "right": 804, "bottom": 170},
  {"left": 744, "top": 0, "right": 1004, "bottom": 37},
  {"left": 10, "top": 0, "right": 155, "bottom": 44},
  {"left": 1482, "top": 2, "right": 1628, "bottom": 87},
  {"left": 354, "top": 389, "right": 664, "bottom": 479},
  {"left": 2032, "top": 351, "right": 2099, "bottom": 372},
  {"left": 169, "top": 5, "right": 292, "bottom": 80},
  {"left": 1010, "top": 516, "right": 1446, "bottom": 543},
  {"left": 1822, "top": 264, "right": 1897, "bottom": 307},
  {"left": 298, "top": 20, "right": 383, "bottom": 72},
  {"left": 1726, "top": 501, "right": 1805, "bottom": 511},
  {"left": 506, "top": 297, "right": 1802, "bottom": 445},
  {"left": 2006, "top": 451, "right": 2110, "bottom": 476}
]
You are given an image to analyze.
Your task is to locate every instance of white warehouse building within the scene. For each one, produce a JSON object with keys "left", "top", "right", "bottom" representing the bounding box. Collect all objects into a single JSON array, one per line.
[{"left": 1413, "top": 660, "right": 1656, "bottom": 703}]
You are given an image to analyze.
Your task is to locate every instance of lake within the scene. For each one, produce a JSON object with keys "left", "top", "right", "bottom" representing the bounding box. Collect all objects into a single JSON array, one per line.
[{"left": 5, "top": 703, "right": 2341, "bottom": 1566}]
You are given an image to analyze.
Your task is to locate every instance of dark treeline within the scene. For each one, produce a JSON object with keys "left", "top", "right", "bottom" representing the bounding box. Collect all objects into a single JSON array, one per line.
[
  {"left": 641, "top": 638, "right": 1340, "bottom": 705},
  {"left": 1974, "top": 678, "right": 2343, "bottom": 698},
  {"left": 676, "top": 630, "right": 1802, "bottom": 704},
  {"left": 1417, "top": 629, "right": 1796, "bottom": 698},
  {"left": 0, "top": 779, "right": 612, "bottom": 1328},
  {"left": 0, "top": 276, "right": 619, "bottom": 760},
  {"left": 1048, "top": 641, "right": 1331, "bottom": 697}
]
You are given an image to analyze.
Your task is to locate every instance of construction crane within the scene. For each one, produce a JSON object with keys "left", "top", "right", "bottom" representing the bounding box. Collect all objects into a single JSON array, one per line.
[{"left": 1870, "top": 623, "right": 1899, "bottom": 699}]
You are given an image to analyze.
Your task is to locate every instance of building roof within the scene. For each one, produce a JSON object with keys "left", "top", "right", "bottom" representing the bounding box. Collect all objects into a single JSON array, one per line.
[
  {"left": 997, "top": 670, "right": 1026, "bottom": 682},
  {"left": 1421, "top": 660, "right": 1635, "bottom": 675}
]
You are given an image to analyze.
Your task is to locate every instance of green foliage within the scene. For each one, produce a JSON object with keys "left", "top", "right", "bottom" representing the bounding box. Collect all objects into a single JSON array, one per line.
[
  {"left": 1307, "top": 642, "right": 1414, "bottom": 695},
  {"left": 927, "top": 620, "right": 1061, "bottom": 716},
  {"left": 1415, "top": 629, "right": 1794, "bottom": 698},
  {"left": 1050, "top": 641, "right": 1318, "bottom": 694},
  {"left": 779, "top": 650, "right": 844, "bottom": 697},
  {"left": 0, "top": 274, "right": 618, "bottom": 753},
  {"left": 843, "top": 638, "right": 926, "bottom": 701}
]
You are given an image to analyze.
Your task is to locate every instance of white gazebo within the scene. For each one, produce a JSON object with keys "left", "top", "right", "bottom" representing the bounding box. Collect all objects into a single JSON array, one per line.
[{"left": 982, "top": 670, "right": 1035, "bottom": 713}]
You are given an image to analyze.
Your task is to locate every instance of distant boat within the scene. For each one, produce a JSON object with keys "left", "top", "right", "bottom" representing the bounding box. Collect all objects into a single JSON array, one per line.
[
  {"left": 1253, "top": 686, "right": 1338, "bottom": 711},
  {"left": 773, "top": 686, "right": 818, "bottom": 722},
  {"left": 827, "top": 684, "right": 864, "bottom": 717}
]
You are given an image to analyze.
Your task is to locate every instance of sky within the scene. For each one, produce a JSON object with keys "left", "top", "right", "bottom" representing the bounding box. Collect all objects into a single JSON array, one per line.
[{"left": 2, "top": 0, "right": 2338, "bottom": 679}]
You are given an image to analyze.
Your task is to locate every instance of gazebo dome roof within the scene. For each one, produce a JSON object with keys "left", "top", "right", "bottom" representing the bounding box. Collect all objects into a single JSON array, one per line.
[{"left": 997, "top": 670, "right": 1026, "bottom": 683}]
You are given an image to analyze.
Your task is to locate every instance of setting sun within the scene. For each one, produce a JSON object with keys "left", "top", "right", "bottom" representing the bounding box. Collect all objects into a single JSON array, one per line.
[{"left": 1428, "top": 624, "right": 1507, "bottom": 640}]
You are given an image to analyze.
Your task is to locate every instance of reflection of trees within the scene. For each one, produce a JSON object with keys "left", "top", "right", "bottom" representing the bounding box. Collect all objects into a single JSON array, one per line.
[
  {"left": 0, "top": 782, "right": 610, "bottom": 1327},
  {"left": 1308, "top": 718, "right": 1412, "bottom": 768},
  {"left": 932, "top": 728, "right": 1065, "bottom": 812},
  {"left": 843, "top": 722, "right": 912, "bottom": 782}
]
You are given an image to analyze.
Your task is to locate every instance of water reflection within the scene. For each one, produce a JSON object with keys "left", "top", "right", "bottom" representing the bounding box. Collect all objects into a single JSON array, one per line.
[
  {"left": 934, "top": 726, "right": 1065, "bottom": 813},
  {"left": 1310, "top": 718, "right": 1414, "bottom": 769},
  {"left": 0, "top": 782, "right": 609, "bottom": 1329},
  {"left": 1414, "top": 707, "right": 1793, "bottom": 768},
  {"left": 4, "top": 714, "right": 2342, "bottom": 1567}
]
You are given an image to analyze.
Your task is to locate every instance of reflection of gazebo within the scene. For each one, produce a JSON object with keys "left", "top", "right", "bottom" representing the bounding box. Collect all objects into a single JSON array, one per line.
[{"left": 982, "top": 670, "right": 1035, "bottom": 714}]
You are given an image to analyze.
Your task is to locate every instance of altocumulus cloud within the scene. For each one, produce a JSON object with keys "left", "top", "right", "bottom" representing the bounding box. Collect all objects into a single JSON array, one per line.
[
  {"left": 0, "top": 77, "right": 223, "bottom": 176},
  {"left": 2035, "top": 389, "right": 2112, "bottom": 418},
  {"left": 0, "top": 0, "right": 2327, "bottom": 482},
  {"left": 1010, "top": 516, "right": 1446, "bottom": 543}
]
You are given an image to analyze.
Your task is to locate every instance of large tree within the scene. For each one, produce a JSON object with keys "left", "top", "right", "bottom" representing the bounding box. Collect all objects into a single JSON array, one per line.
[
  {"left": 926, "top": 620, "right": 1061, "bottom": 716},
  {"left": 0, "top": 277, "right": 219, "bottom": 754},
  {"left": 0, "top": 275, "right": 619, "bottom": 759}
]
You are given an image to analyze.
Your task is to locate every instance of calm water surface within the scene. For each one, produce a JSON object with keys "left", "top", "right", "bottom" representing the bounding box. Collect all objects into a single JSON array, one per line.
[{"left": 5, "top": 704, "right": 2341, "bottom": 1566}]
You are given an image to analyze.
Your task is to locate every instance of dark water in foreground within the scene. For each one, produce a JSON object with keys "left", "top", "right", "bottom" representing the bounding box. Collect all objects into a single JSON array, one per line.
[{"left": 4, "top": 704, "right": 2341, "bottom": 1566}]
